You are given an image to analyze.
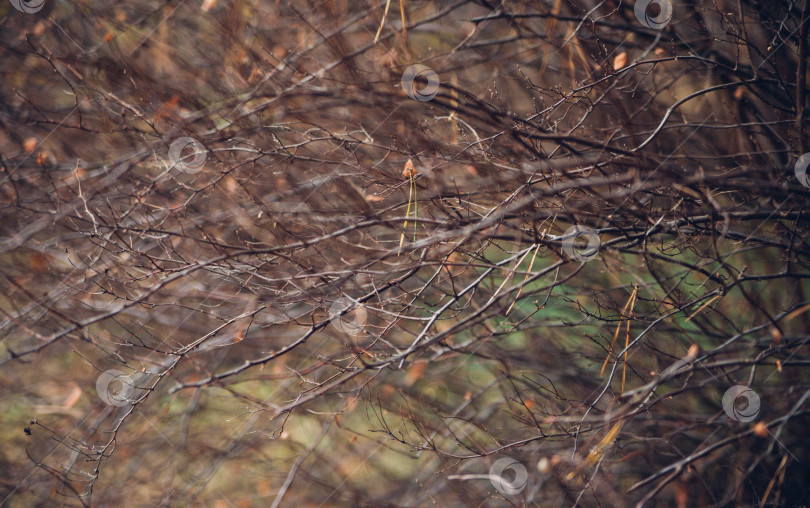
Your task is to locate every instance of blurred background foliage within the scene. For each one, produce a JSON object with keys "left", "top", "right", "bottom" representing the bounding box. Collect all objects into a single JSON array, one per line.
[{"left": 1, "top": 0, "right": 809, "bottom": 506}]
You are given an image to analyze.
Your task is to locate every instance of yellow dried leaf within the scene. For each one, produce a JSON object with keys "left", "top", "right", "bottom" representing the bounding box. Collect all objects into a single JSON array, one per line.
[
  {"left": 584, "top": 421, "right": 622, "bottom": 466},
  {"left": 785, "top": 302, "right": 810, "bottom": 321},
  {"left": 613, "top": 52, "right": 628, "bottom": 71},
  {"left": 62, "top": 385, "right": 82, "bottom": 409},
  {"left": 566, "top": 421, "right": 623, "bottom": 480}
]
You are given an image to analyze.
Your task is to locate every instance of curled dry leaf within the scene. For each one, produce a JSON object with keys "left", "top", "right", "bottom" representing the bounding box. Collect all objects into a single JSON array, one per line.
[
  {"left": 364, "top": 194, "right": 385, "bottom": 203},
  {"left": 224, "top": 175, "right": 238, "bottom": 194},
  {"left": 752, "top": 421, "right": 769, "bottom": 438},
  {"left": 613, "top": 52, "right": 628, "bottom": 71},
  {"left": 63, "top": 385, "right": 82, "bottom": 409},
  {"left": 23, "top": 137, "right": 38, "bottom": 153},
  {"left": 35, "top": 151, "right": 51, "bottom": 166},
  {"left": 33, "top": 21, "right": 46, "bottom": 37},
  {"left": 402, "top": 158, "right": 417, "bottom": 178}
]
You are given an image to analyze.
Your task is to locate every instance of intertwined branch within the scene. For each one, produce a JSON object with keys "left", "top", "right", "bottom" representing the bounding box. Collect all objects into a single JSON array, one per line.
[{"left": 1, "top": 0, "right": 808, "bottom": 506}]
